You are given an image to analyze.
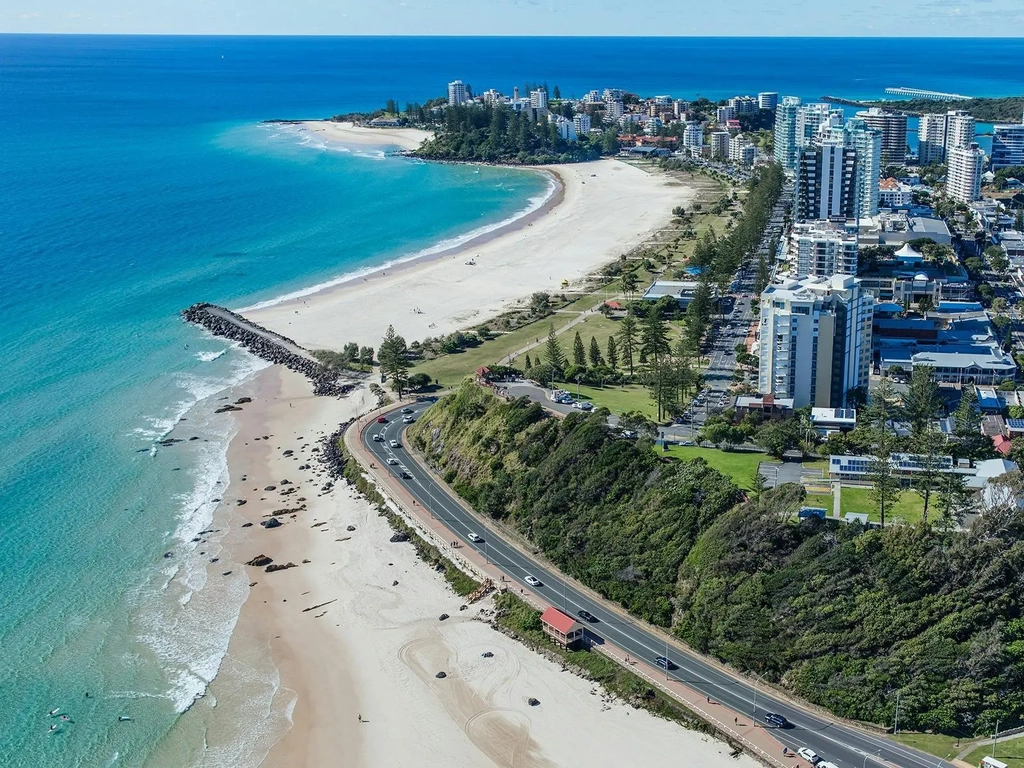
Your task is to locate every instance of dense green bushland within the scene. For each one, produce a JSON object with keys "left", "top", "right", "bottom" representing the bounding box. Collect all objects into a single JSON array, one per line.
[
  {"left": 409, "top": 382, "right": 1024, "bottom": 735},
  {"left": 407, "top": 383, "right": 740, "bottom": 626},
  {"left": 864, "top": 95, "right": 1024, "bottom": 124}
]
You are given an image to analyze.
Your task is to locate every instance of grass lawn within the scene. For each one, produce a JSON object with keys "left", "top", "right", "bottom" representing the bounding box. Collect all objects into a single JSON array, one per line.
[
  {"left": 664, "top": 446, "right": 764, "bottom": 490},
  {"left": 804, "top": 493, "right": 834, "bottom": 513},
  {"left": 840, "top": 486, "right": 926, "bottom": 525},
  {"left": 571, "top": 383, "right": 658, "bottom": 420},
  {"left": 802, "top": 460, "right": 829, "bottom": 473},
  {"left": 892, "top": 733, "right": 969, "bottom": 762},
  {"left": 963, "top": 742, "right": 1024, "bottom": 767}
]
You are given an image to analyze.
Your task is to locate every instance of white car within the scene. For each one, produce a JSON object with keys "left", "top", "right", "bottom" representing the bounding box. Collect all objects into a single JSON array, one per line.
[
  {"left": 386, "top": 457, "right": 399, "bottom": 466},
  {"left": 796, "top": 747, "right": 820, "bottom": 764},
  {"left": 372, "top": 434, "right": 384, "bottom": 442},
  {"left": 402, "top": 416, "right": 414, "bottom": 424},
  {"left": 389, "top": 439, "right": 400, "bottom": 448},
  {"left": 467, "top": 532, "right": 482, "bottom": 543},
  {"left": 524, "top": 575, "right": 541, "bottom": 587}
]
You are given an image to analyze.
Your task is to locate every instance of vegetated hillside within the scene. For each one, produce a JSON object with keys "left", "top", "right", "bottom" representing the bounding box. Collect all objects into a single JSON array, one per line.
[
  {"left": 409, "top": 382, "right": 1024, "bottom": 736},
  {"left": 407, "top": 383, "right": 740, "bottom": 625},
  {"left": 864, "top": 95, "right": 1024, "bottom": 124}
]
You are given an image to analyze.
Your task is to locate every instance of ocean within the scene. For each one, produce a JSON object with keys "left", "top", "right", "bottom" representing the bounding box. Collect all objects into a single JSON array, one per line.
[{"left": 1, "top": 35, "right": 1022, "bottom": 767}]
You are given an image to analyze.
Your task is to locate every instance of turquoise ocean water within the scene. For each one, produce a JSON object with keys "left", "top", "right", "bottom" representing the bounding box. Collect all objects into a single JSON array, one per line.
[{"left": 2, "top": 34, "right": 1023, "bottom": 767}]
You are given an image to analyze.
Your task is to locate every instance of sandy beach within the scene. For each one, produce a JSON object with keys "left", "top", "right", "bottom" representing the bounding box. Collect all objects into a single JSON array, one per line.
[
  {"left": 298, "top": 119, "right": 434, "bottom": 151},
  {"left": 168, "top": 367, "right": 759, "bottom": 768},
  {"left": 246, "top": 136, "right": 688, "bottom": 352}
]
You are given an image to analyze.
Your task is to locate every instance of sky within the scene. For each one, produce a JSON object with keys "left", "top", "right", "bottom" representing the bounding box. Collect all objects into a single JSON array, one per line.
[{"left": 1, "top": 0, "right": 1022, "bottom": 36}]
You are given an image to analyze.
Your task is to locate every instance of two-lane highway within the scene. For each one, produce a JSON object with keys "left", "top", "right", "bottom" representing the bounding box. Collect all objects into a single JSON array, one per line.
[{"left": 361, "top": 403, "right": 951, "bottom": 768}]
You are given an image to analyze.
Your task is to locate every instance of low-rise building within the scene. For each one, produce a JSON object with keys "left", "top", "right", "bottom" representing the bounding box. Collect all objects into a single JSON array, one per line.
[
  {"left": 879, "top": 177, "right": 913, "bottom": 208},
  {"left": 856, "top": 242, "right": 971, "bottom": 303},
  {"left": 733, "top": 394, "right": 795, "bottom": 419},
  {"left": 641, "top": 280, "right": 714, "bottom": 308},
  {"left": 811, "top": 407, "right": 857, "bottom": 435},
  {"left": 855, "top": 212, "right": 953, "bottom": 246},
  {"left": 540, "top": 607, "right": 584, "bottom": 649}
]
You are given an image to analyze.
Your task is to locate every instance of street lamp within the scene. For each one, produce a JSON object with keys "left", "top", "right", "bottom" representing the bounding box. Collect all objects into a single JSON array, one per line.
[{"left": 863, "top": 752, "right": 881, "bottom": 768}]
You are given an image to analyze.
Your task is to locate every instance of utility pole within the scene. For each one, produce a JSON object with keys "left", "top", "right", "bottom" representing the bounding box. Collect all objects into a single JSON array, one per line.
[
  {"left": 893, "top": 691, "right": 900, "bottom": 736},
  {"left": 993, "top": 717, "right": 1000, "bottom": 759}
]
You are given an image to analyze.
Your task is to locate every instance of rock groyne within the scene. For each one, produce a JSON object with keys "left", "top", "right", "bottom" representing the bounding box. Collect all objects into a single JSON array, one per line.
[{"left": 181, "top": 303, "right": 351, "bottom": 396}]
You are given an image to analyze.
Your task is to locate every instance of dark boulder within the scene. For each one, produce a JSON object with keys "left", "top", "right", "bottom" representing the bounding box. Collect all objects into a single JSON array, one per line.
[
  {"left": 246, "top": 554, "right": 273, "bottom": 567},
  {"left": 262, "top": 518, "right": 282, "bottom": 529}
]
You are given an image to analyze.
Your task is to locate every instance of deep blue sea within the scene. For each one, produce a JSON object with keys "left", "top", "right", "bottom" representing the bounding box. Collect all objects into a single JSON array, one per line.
[{"left": 2, "top": 35, "right": 1023, "bottom": 767}]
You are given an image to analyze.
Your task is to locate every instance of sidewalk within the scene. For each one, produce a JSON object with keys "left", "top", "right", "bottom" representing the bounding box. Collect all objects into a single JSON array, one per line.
[{"left": 344, "top": 405, "right": 803, "bottom": 768}]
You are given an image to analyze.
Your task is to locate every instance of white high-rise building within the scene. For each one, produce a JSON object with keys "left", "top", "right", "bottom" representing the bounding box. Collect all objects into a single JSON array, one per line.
[
  {"left": 758, "top": 274, "right": 873, "bottom": 408},
  {"left": 774, "top": 96, "right": 802, "bottom": 170},
  {"left": 856, "top": 108, "right": 908, "bottom": 166},
  {"left": 797, "top": 103, "right": 843, "bottom": 148},
  {"left": 683, "top": 122, "right": 704, "bottom": 150},
  {"left": 992, "top": 121, "right": 1024, "bottom": 169},
  {"left": 758, "top": 92, "right": 779, "bottom": 111},
  {"left": 603, "top": 88, "right": 623, "bottom": 102},
  {"left": 790, "top": 222, "right": 860, "bottom": 278},
  {"left": 710, "top": 131, "right": 731, "bottom": 159},
  {"left": 729, "top": 96, "right": 758, "bottom": 115},
  {"left": 947, "top": 142, "right": 985, "bottom": 202},
  {"left": 729, "top": 134, "right": 756, "bottom": 165},
  {"left": 447, "top": 80, "right": 467, "bottom": 106},
  {"left": 573, "top": 113, "right": 592, "bottom": 136},
  {"left": 839, "top": 117, "right": 883, "bottom": 218},
  {"left": 605, "top": 100, "right": 624, "bottom": 121},
  {"left": 530, "top": 89, "right": 548, "bottom": 110},
  {"left": 585, "top": 90, "right": 602, "bottom": 103},
  {"left": 945, "top": 110, "right": 976, "bottom": 152},
  {"left": 553, "top": 116, "right": 577, "bottom": 141},
  {"left": 918, "top": 113, "right": 948, "bottom": 165},
  {"left": 716, "top": 105, "right": 736, "bottom": 123}
]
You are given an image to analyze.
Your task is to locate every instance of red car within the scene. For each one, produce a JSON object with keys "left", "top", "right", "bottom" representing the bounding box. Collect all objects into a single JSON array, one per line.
[{"left": 376, "top": 416, "right": 387, "bottom": 423}]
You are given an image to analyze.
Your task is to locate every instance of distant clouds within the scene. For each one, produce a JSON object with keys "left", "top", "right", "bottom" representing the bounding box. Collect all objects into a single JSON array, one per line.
[{"left": 2, "top": 0, "right": 1022, "bottom": 35}]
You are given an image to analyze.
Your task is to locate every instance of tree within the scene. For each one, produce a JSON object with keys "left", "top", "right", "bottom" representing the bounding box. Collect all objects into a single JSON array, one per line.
[
  {"left": 553, "top": 85, "right": 561, "bottom": 100},
  {"left": 607, "top": 336, "right": 619, "bottom": 370},
  {"left": 646, "top": 354, "right": 678, "bottom": 421},
  {"left": 359, "top": 346, "right": 374, "bottom": 365},
  {"left": 524, "top": 353, "right": 532, "bottom": 370},
  {"left": 905, "top": 365, "right": 941, "bottom": 437},
  {"left": 756, "top": 422, "right": 798, "bottom": 458},
  {"left": 407, "top": 372, "right": 431, "bottom": 390},
  {"left": 544, "top": 324, "right": 567, "bottom": 376},
  {"left": 985, "top": 245, "right": 1010, "bottom": 274},
  {"left": 913, "top": 424, "right": 945, "bottom": 525},
  {"left": 620, "top": 270, "right": 640, "bottom": 300},
  {"left": 378, "top": 325, "right": 410, "bottom": 397},
  {"left": 573, "top": 330, "right": 586, "bottom": 367},
  {"left": 865, "top": 378, "right": 903, "bottom": 527},
  {"left": 616, "top": 313, "right": 639, "bottom": 376},
  {"left": 918, "top": 295, "right": 935, "bottom": 314},
  {"left": 936, "top": 470, "right": 971, "bottom": 530},
  {"left": 588, "top": 336, "right": 604, "bottom": 367},
  {"left": 640, "top": 310, "right": 672, "bottom": 363},
  {"left": 755, "top": 253, "right": 771, "bottom": 294},
  {"left": 953, "top": 388, "right": 981, "bottom": 437},
  {"left": 529, "top": 292, "right": 551, "bottom": 316}
]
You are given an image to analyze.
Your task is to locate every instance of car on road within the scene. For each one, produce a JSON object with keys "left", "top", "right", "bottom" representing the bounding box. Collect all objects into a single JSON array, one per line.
[
  {"left": 576, "top": 609, "right": 597, "bottom": 623},
  {"left": 399, "top": 471, "right": 412, "bottom": 479},
  {"left": 467, "top": 532, "right": 482, "bottom": 543},
  {"left": 818, "top": 762, "right": 839, "bottom": 768},
  {"left": 762, "top": 712, "right": 789, "bottom": 728},
  {"left": 376, "top": 416, "right": 388, "bottom": 423},
  {"left": 524, "top": 575, "right": 542, "bottom": 587},
  {"left": 389, "top": 439, "right": 400, "bottom": 448},
  {"left": 372, "top": 434, "right": 384, "bottom": 442},
  {"left": 402, "top": 416, "right": 415, "bottom": 424},
  {"left": 386, "top": 457, "right": 399, "bottom": 465},
  {"left": 573, "top": 401, "right": 594, "bottom": 411},
  {"left": 401, "top": 407, "right": 413, "bottom": 414},
  {"left": 796, "top": 747, "right": 820, "bottom": 764},
  {"left": 654, "top": 656, "right": 677, "bottom": 670}
]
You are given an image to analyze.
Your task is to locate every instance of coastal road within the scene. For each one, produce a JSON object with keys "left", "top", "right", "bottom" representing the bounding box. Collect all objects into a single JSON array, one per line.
[{"left": 362, "top": 403, "right": 953, "bottom": 768}]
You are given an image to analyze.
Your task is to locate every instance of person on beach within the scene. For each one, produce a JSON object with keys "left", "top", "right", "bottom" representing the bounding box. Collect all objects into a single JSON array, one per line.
[{"left": 357, "top": 714, "right": 362, "bottom": 722}]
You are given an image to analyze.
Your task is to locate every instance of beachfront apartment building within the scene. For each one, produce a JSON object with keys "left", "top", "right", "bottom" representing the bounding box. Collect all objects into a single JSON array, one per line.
[
  {"left": 758, "top": 274, "right": 873, "bottom": 408},
  {"left": 716, "top": 105, "right": 736, "bottom": 123},
  {"left": 856, "top": 108, "right": 908, "bottom": 166},
  {"left": 946, "top": 110, "right": 976, "bottom": 152},
  {"left": 710, "top": 131, "right": 730, "bottom": 159},
  {"left": 774, "top": 96, "right": 802, "bottom": 170},
  {"left": 573, "top": 113, "right": 592, "bottom": 136},
  {"left": 530, "top": 89, "right": 548, "bottom": 110},
  {"left": 794, "top": 137, "right": 857, "bottom": 221},
  {"left": 992, "top": 121, "right": 1024, "bottom": 169},
  {"left": 729, "top": 134, "right": 757, "bottom": 165},
  {"left": 790, "top": 221, "right": 859, "bottom": 278},
  {"left": 447, "top": 80, "right": 468, "bottom": 106},
  {"left": 729, "top": 96, "right": 758, "bottom": 115},
  {"left": 798, "top": 103, "right": 844, "bottom": 149},
  {"left": 947, "top": 142, "right": 985, "bottom": 202},
  {"left": 605, "top": 100, "right": 624, "bottom": 121},
  {"left": 758, "top": 92, "right": 779, "bottom": 111},
  {"left": 918, "top": 113, "right": 948, "bottom": 165},
  {"left": 683, "top": 122, "right": 704, "bottom": 151}
]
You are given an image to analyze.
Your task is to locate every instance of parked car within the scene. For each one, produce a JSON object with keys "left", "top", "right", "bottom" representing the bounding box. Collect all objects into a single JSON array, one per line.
[
  {"left": 389, "top": 439, "right": 400, "bottom": 448},
  {"left": 796, "top": 747, "right": 820, "bottom": 764},
  {"left": 576, "top": 609, "right": 597, "bottom": 623},
  {"left": 467, "top": 532, "right": 482, "bottom": 543},
  {"left": 524, "top": 575, "right": 541, "bottom": 587},
  {"left": 762, "top": 712, "right": 789, "bottom": 728},
  {"left": 654, "top": 656, "right": 677, "bottom": 670}
]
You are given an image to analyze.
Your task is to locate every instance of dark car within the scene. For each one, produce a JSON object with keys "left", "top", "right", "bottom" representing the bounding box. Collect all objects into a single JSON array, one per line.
[
  {"left": 763, "top": 712, "right": 790, "bottom": 728},
  {"left": 576, "top": 609, "right": 597, "bottom": 623},
  {"left": 399, "top": 471, "right": 412, "bottom": 479},
  {"left": 654, "top": 656, "right": 677, "bottom": 670}
]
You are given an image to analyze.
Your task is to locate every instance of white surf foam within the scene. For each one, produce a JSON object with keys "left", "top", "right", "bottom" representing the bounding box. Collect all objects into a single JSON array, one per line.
[
  {"left": 237, "top": 172, "right": 557, "bottom": 313},
  {"left": 196, "top": 349, "right": 227, "bottom": 363}
]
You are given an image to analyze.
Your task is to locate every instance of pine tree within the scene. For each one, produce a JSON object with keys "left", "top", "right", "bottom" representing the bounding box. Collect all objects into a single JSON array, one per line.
[
  {"left": 378, "top": 324, "right": 410, "bottom": 398},
  {"left": 914, "top": 423, "right": 945, "bottom": 525},
  {"left": 573, "top": 330, "right": 586, "bottom": 366},
  {"left": 865, "top": 378, "right": 902, "bottom": 528},
  {"left": 524, "top": 353, "right": 532, "bottom": 370},
  {"left": 953, "top": 388, "right": 981, "bottom": 437},
  {"left": 640, "top": 311, "right": 672, "bottom": 363},
  {"left": 616, "top": 313, "right": 639, "bottom": 376},
  {"left": 905, "top": 365, "right": 941, "bottom": 437},
  {"left": 544, "top": 324, "right": 566, "bottom": 375},
  {"left": 607, "top": 336, "right": 619, "bottom": 370},
  {"left": 588, "top": 336, "right": 603, "bottom": 367}
]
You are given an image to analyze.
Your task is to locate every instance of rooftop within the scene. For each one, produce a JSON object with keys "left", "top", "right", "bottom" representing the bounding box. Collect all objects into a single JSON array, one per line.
[{"left": 540, "top": 607, "right": 578, "bottom": 635}]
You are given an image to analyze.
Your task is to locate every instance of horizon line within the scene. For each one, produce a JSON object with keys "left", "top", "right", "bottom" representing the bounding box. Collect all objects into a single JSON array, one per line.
[{"left": 2, "top": 32, "right": 1024, "bottom": 39}]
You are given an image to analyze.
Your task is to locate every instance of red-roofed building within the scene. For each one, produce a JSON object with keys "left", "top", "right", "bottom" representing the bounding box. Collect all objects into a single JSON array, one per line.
[
  {"left": 540, "top": 607, "right": 584, "bottom": 648},
  {"left": 993, "top": 435, "right": 1013, "bottom": 455}
]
